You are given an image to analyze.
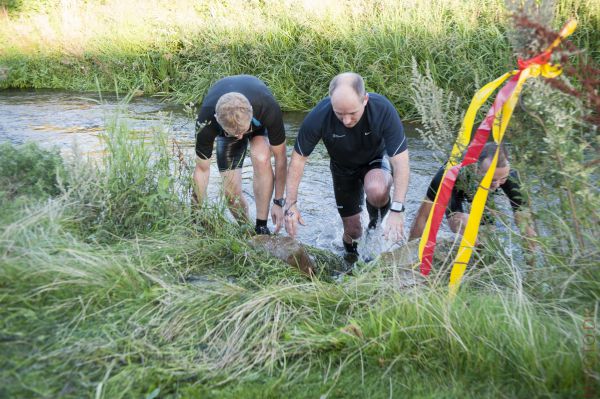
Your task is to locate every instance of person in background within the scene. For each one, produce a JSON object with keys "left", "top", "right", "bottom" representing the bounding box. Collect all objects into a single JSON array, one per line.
[
  {"left": 284, "top": 72, "right": 410, "bottom": 258},
  {"left": 409, "top": 142, "right": 537, "bottom": 250},
  {"left": 193, "top": 75, "right": 287, "bottom": 234}
]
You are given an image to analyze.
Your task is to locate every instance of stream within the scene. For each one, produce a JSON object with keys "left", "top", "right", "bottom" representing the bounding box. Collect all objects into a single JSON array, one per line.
[{"left": 1, "top": 89, "right": 485, "bottom": 258}]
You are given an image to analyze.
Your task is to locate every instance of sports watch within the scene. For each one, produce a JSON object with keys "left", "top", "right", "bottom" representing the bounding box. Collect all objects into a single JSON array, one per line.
[
  {"left": 273, "top": 198, "right": 286, "bottom": 207},
  {"left": 390, "top": 201, "right": 405, "bottom": 213}
]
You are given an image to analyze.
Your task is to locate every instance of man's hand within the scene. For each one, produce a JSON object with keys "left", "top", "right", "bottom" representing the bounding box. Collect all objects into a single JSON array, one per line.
[
  {"left": 271, "top": 204, "right": 285, "bottom": 234},
  {"left": 284, "top": 204, "right": 306, "bottom": 239},
  {"left": 384, "top": 211, "right": 405, "bottom": 242}
]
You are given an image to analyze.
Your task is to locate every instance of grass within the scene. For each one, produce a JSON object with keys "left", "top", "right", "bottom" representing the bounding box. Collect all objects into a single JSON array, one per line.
[
  {"left": 0, "top": 104, "right": 598, "bottom": 397},
  {"left": 1, "top": 0, "right": 599, "bottom": 117},
  {"left": 1, "top": 2, "right": 599, "bottom": 395}
]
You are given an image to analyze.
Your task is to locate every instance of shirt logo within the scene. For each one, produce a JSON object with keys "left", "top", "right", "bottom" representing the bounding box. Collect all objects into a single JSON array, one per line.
[
  {"left": 332, "top": 133, "right": 346, "bottom": 138},
  {"left": 364, "top": 131, "right": 372, "bottom": 136},
  {"left": 196, "top": 120, "right": 211, "bottom": 131}
]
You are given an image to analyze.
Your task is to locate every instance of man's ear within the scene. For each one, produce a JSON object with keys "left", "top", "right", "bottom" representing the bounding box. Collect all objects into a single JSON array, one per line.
[{"left": 363, "top": 93, "right": 369, "bottom": 106}]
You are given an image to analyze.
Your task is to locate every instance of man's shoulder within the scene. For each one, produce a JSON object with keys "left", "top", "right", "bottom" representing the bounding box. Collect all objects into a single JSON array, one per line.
[
  {"left": 366, "top": 92, "right": 400, "bottom": 124},
  {"left": 367, "top": 92, "right": 395, "bottom": 109},
  {"left": 301, "top": 97, "right": 332, "bottom": 127},
  {"left": 309, "top": 97, "right": 332, "bottom": 114},
  {"left": 214, "top": 74, "right": 265, "bottom": 87},
  {"left": 204, "top": 75, "right": 272, "bottom": 105}
]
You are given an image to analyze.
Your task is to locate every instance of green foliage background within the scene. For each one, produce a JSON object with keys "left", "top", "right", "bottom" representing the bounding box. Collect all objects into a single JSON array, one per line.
[{"left": 0, "top": 0, "right": 599, "bottom": 117}]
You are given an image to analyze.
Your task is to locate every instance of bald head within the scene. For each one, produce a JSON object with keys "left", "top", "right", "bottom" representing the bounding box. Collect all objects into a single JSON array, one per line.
[
  {"left": 329, "top": 72, "right": 369, "bottom": 128},
  {"left": 329, "top": 72, "right": 366, "bottom": 98}
]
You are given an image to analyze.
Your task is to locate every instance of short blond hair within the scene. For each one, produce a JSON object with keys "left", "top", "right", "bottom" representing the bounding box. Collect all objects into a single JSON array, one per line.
[{"left": 215, "top": 92, "right": 253, "bottom": 132}]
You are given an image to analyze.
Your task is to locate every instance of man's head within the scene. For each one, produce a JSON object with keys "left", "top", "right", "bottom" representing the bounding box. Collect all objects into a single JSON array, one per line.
[
  {"left": 478, "top": 142, "right": 510, "bottom": 190},
  {"left": 329, "top": 72, "right": 369, "bottom": 128},
  {"left": 215, "top": 92, "right": 253, "bottom": 139}
]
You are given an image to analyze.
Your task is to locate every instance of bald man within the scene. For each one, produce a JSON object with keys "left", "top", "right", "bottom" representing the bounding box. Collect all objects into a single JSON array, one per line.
[{"left": 284, "top": 72, "right": 410, "bottom": 259}]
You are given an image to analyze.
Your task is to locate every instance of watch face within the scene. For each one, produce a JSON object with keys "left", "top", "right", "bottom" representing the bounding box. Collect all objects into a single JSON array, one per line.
[
  {"left": 391, "top": 202, "right": 405, "bottom": 212},
  {"left": 273, "top": 198, "right": 285, "bottom": 207}
]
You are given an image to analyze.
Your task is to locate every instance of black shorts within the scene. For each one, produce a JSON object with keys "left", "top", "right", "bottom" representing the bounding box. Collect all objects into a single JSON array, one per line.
[
  {"left": 216, "top": 128, "right": 268, "bottom": 172},
  {"left": 331, "top": 157, "right": 392, "bottom": 218}
]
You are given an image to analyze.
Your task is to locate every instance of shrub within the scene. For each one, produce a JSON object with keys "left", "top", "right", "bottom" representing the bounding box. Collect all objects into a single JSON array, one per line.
[{"left": 0, "top": 141, "right": 65, "bottom": 200}]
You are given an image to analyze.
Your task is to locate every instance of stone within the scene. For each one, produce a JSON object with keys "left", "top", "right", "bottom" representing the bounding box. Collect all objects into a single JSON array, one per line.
[
  {"left": 378, "top": 239, "right": 421, "bottom": 267},
  {"left": 249, "top": 235, "right": 315, "bottom": 276},
  {"left": 376, "top": 240, "right": 426, "bottom": 287},
  {"left": 375, "top": 238, "right": 459, "bottom": 287}
]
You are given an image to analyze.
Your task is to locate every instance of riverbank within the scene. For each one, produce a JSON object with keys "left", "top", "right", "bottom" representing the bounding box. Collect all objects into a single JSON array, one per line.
[
  {"left": 1, "top": 109, "right": 598, "bottom": 398},
  {"left": 1, "top": 0, "right": 599, "bottom": 116}
]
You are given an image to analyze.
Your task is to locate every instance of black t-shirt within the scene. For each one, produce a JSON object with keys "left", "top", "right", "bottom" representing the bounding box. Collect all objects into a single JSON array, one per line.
[
  {"left": 294, "top": 93, "right": 407, "bottom": 174},
  {"left": 195, "top": 75, "right": 286, "bottom": 159},
  {"left": 426, "top": 165, "right": 525, "bottom": 215}
]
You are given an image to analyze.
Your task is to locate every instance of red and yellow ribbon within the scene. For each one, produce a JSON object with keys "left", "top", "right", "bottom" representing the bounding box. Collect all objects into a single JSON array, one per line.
[{"left": 417, "top": 20, "right": 577, "bottom": 296}]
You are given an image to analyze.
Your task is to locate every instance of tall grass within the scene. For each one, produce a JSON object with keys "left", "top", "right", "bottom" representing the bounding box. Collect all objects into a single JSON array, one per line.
[
  {"left": 1, "top": 108, "right": 598, "bottom": 397},
  {"left": 1, "top": 0, "right": 599, "bottom": 116}
]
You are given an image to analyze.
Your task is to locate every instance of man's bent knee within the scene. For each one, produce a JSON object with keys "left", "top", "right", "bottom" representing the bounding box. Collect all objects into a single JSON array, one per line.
[
  {"left": 365, "top": 185, "right": 390, "bottom": 205},
  {"left": 252, "top": 150, "right": 271, "bottom": 166}
]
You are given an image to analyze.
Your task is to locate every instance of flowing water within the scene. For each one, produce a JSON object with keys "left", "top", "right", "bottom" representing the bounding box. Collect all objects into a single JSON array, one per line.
[{"left": 0, "top": 89, "right": 470, "bottom": 258}]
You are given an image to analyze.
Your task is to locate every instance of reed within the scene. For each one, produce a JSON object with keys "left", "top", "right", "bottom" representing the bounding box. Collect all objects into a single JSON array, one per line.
[
  {"left": 1, "top": 119, "right": 597, "bottom": 397},
  {"left": 1, "top": 0, "right": 598, "bottom": 116}
]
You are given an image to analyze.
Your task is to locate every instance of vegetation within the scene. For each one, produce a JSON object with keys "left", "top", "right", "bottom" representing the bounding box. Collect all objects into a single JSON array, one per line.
[
  {"left": 1, "top": 95, "right": 598, "bottom": 397},
  {"left": 1, "top": 0, "right": 599, "bottom": 116},
  {"left": 1, "top": 1, "right": 598, "bottom": 397}
]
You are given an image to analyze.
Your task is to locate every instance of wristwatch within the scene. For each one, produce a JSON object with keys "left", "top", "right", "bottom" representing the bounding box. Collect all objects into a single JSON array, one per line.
[
  {"left": 390, "top": 201, "right": 405, "bottom": 213},
  {"left": 273, "top": 198, "right": 286, "bottom": 207}
]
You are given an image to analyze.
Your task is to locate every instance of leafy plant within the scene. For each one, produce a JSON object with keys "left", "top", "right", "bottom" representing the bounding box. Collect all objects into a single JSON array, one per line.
[{"left": 0, "top": 141, "right": 65, "bottom": 200}]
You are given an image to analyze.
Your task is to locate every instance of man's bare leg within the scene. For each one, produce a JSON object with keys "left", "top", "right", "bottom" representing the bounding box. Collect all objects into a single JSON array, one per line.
[{"left": 249, "top": 135, "right": 273, "bottom": 221}]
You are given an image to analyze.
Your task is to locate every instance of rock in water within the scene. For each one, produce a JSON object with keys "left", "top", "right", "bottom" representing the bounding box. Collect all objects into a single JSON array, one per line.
[
  {"left": 376, "top": 238, "right": 458, "bottom": 287},
  {"left": 376, "top": 240, "right": 425, "bottom": 287},
  {"left": 249, "top": 235, "right": 315, "bottom": 276},
  {"left": 378, "top": 239, "right": 421, "bottom": 266}
]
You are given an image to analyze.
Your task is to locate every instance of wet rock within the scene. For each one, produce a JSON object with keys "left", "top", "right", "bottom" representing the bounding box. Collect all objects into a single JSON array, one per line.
[
  {"left": 376, "top": 240, "right": 426, "bottom": 287},
  {"left": 249, "top": 235, "right": 315, "bottom": 276},
  {"left": 376, "top": 238, "right": 458, "bottom": 287},
  {"left": 378, "top": 239, "right": 421, "bottom": 266}
]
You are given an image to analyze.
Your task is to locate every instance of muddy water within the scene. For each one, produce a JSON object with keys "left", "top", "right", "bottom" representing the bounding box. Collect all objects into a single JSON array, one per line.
[{"left": 0, "top": 89, "right": 460, "bottom": 257}]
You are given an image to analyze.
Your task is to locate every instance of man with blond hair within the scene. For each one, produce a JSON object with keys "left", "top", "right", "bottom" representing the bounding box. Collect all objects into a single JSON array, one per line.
[
  {"left": 284, "top": 72, "right": 410, "bottom": 259},
  {"left": 194, "top": 75, "right": 287, "bottom": 234}
]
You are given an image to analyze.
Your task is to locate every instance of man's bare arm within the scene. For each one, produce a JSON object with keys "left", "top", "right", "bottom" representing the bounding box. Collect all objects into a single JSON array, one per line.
[
  {"left": 192, "top": 157, "right": 211, "bottom": 203},
  {"left": 284, "top": 151, "right": 308, "bottom": 238},
  {"left": 389, "top": 150, "right": 409, "bottom": 203},
  {"left": 271, "top": 143, "right": 287, "bottom": 199},
  {"left": 384, "top": 150, "right": 410, "bottom": 239}
]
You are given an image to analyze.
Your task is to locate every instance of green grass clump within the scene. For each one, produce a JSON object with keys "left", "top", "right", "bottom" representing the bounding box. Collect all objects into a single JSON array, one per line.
[
  {"left": 1, "top": 0, "right": 599, "bottom": 116},
  {"left": 1, "top": 102, "right": 598, "bottom": 397},
  {"left": 0, "top": 141, "right": 65, "bottom": 200}
]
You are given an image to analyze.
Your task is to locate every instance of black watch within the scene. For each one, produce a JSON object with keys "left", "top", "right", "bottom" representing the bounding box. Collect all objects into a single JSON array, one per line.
[
  {"left": 390, "top": 201, "right": 405, "bottom": 213},
  {"left": 273, "top": 198, "right": 286, "bottom": 207}
]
